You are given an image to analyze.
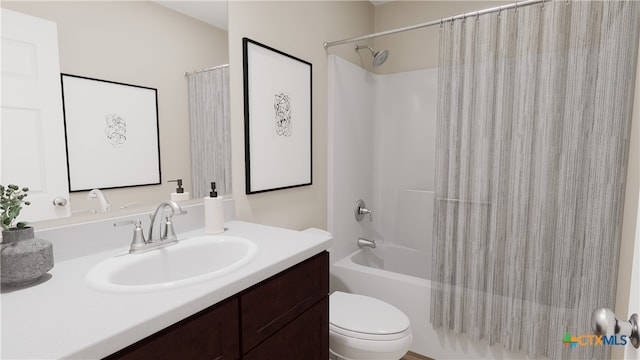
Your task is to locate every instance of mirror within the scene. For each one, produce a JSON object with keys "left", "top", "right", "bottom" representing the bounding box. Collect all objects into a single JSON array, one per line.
[{"left": 1, "top": 1, "right": 229, "bottom": 227}]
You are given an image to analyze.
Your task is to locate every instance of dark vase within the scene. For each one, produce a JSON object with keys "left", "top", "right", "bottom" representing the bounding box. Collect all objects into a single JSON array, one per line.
[{"left": 1, "top": 227, "right": 54, "bottom": 287}]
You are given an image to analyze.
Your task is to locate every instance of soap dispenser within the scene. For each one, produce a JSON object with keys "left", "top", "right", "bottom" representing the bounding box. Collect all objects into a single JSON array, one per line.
[
  {"left": 168, "top": 179, "right": 189, "bottom": 202},
  {"left": 204, "top": 182, "right": 224, "bottom": 234}
]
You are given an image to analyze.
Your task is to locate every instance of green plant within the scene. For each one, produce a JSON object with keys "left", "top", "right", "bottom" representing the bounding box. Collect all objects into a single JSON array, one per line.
[{"left": 1, "top": 184, "right": 30, "bottom": 231}]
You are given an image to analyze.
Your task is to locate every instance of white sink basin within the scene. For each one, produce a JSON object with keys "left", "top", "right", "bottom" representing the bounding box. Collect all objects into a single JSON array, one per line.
[{"left": 85, "top": 235, "right": 258, "bottom": 293}]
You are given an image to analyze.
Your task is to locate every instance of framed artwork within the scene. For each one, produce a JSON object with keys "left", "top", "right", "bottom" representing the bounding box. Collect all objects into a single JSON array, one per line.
[
  {"left": 242, "top": 37, "right": 312, "bottom": 194},
  {"left": 60, "top": 74, "right": 161, "bottom": 191}
]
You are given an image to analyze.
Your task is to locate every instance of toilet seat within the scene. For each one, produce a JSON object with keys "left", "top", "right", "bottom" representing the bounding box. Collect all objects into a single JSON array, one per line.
[
  {"left": 330, "top": 291, "right": 411, "bottom": 341},
  {"left": 330, "top": 323, "right": 411, "bottom": 341}
]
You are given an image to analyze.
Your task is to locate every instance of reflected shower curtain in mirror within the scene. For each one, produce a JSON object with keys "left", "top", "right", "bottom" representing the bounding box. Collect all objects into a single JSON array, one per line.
[
  {"left": 187, "top": 66, "right": 231, "bottom": 198},
  {"left": 431, "top": 1, "right": 639, "bottom": 358}
]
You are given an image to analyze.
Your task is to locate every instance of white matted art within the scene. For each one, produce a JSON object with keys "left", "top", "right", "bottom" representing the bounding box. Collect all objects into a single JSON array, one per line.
[
  {"left": 61, "top": 74, "right": 161, "bottom": 191},
  {"left": 242, "top": 38, "right": 312, "bottom": 194}
]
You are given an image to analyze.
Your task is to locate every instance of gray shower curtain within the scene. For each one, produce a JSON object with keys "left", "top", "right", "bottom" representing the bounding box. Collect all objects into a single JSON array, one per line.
[
  {"left": 431, "top": 1, "right": 639, "bottom": 359},
  {"left": 187, "top": 66, "right": 231, "bottom": 198}
]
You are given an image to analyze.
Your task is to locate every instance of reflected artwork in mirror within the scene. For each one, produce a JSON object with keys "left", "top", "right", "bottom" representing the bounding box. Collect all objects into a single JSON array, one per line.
[
  {"left": 61, "top": 74, "right": 161, "bottom": 192},
  {"left": 0, "top": 0, "right": 229, "bottom": 225}
]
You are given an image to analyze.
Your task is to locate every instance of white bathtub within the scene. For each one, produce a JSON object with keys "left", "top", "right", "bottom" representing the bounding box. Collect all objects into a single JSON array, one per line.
[{"left": 330, "top": 243, "right": 537, "bottom": 360}]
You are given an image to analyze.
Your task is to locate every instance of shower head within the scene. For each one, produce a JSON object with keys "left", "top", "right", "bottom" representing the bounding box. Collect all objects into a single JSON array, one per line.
[{"left": 355, "top": 44, "right": 389, "bottom": 67}]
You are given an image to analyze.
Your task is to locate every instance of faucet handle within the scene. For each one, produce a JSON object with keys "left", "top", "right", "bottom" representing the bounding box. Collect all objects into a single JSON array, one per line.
[
  {"left": 354, "top": 199, "right": 373, "bottom": 222},
  {"left": 162, "top": 216, "right": 178, "bottom": 241},
  {"left": 114, "top": 220, "right": 147, "bottom": 252}
]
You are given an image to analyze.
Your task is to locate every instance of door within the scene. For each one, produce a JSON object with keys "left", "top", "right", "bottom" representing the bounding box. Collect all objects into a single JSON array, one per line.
[
  {"left": 625, "top": 188, "right": 640, "bottom": 359},
  {"left": 1, "top": 8, "right": 70, "bottom": 222}
]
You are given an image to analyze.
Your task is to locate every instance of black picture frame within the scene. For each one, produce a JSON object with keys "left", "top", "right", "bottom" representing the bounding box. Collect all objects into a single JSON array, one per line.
[
  {"left": 242, "top": 37, "right": 312, "bottom": 194},
  {"left": 60, "top": 74, "right": 161, "bottom": 192}
]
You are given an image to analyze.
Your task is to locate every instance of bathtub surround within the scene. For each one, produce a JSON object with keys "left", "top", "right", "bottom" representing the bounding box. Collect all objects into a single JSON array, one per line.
[
  {"left": 328, "top": 55, "right": 436, "bottom": 264},
  {"left": 328, "top": 55, "right": 376, "bottom": 263},
  {"left": 431, "top": 2, "right": 640, "bottom": 359}
]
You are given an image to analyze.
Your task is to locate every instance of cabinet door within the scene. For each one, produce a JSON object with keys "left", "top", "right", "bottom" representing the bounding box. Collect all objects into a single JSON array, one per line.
[
  {"left": 104, "top": 298, "right": 239, "bottom": 360},
  {"left": 240, "top": 251, "right": 329, "bottom": 353},
  {"left": 243, "top": 297, "right": 329, "bottom": 360}
]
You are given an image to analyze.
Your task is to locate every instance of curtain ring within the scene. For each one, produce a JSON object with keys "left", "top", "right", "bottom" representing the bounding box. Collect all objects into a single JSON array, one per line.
[
  {"left": 514, "top": 1, "right": 518, "bottom": 13},
  {"left": 440, "top": 17, "right": 443, "bottom": 28}
]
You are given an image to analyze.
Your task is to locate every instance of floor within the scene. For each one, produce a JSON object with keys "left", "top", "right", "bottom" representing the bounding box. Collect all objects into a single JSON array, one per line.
[{"left": 402, "top": 351, "right": 434, "bottom": 360}]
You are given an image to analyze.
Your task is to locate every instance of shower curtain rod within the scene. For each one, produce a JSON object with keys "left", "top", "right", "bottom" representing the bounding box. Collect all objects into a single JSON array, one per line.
[
  {"left": 323, "top": 0, "right": 545, "bottom": 49},
  {"left": 184, "top": 63, "right": 229, "bottom": 76}
]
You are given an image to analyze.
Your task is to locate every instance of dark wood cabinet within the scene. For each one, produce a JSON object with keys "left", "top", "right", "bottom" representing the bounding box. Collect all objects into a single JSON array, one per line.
[
  {"left": 106, "top": 251, "right": 329, "bottom": 360},
  {"left": 243, "top": 297, "right": 329, "bottom": 360},
  {"left": 104, "top": 297, "right": 240, "bottom": 360},
  {"left": 240, "top": 251, "right": 328, "bottom": 354}
]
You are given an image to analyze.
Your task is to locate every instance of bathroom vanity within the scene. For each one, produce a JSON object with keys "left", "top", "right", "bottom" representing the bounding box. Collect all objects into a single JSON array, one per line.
[
  {"left": 0, "top": 218, "right": 331, "bottom": 359},
  {"left": 106, "top": 252, "right": 329, "bottom": 359}
]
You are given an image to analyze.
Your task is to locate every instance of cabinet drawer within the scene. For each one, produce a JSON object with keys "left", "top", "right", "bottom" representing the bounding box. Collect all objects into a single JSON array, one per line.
[
  {"left": 240, "top": 251, "right": 329, "bottom": 353},
  {"left": 243, "top": 297, "right": 329, "bottom": 360},
  {"left": 105, "top": 297, "right": 240, "bottom": 360}
]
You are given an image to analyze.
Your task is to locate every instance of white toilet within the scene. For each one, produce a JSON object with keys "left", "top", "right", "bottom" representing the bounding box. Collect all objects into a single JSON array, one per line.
[
  {"left": 299, "top": 228, "right": 412, "bottom": 359},
  {"left": 329, "top": 291, "right": 412, "bottom": 360}
]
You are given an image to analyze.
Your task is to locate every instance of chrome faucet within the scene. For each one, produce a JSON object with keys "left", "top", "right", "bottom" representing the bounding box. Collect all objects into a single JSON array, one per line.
[
  {"left": 148, "top": 200, "right": 186, "bottom": 243},
  {"left": 114, "top": 200, "right": 187, "bottom": 254},
  {"left": 88, "top": 189, "right": 111, "bottom": 212},
  {"left": 357, "top": 237, "right": 376, "bottom": 248}
]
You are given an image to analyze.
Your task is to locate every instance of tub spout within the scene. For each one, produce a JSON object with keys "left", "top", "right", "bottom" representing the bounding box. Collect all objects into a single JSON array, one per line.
[{"left": 357, "top": 237, "right": 376, "bottom": 248}]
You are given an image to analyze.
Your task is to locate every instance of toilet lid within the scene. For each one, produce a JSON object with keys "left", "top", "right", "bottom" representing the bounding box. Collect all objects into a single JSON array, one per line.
[{"left": 330, "top": 291, "right": 410, "bottom": 339}]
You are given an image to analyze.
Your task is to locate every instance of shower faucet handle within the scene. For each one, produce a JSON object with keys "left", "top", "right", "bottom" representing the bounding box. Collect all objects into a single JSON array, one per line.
[{"left": 354, "top": 199, "right": 372, "bottom": 222}]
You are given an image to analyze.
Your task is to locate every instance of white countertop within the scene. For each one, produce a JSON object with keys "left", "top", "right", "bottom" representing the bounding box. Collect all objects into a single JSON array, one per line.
[{"left": 1, "top": 220, "right": 331, "bottom": 359}]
